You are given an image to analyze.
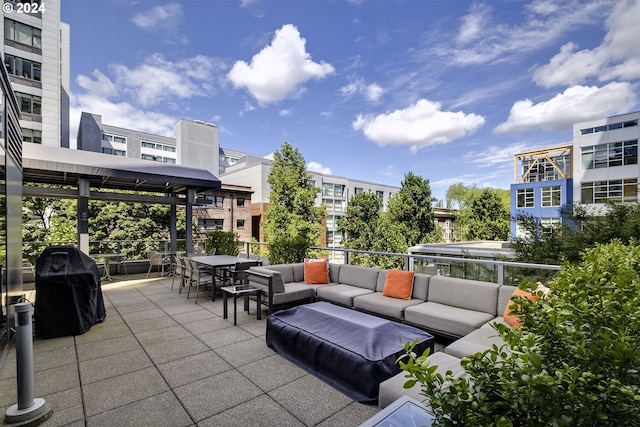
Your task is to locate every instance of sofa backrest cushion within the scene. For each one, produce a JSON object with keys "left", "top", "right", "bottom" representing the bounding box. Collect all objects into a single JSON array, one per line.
[
  {"left": 328, "top": 263, "right": 341, "bottom": 283},
  {"left": 247, "top": 266, "right": 285, "bottom": 293},
  {"left": 264, "top": 264, "right": 295, "bottom": 284},
  {"left": 497, "top": 285, "right": 517, "bottom": 314},
  {"left": 291, "top": 263, "right": 305, "bottom": 282},
  {"left": 412, "top": 274, "right": 430, "bottom": 301},
  {"left": 338, "top": 264, "right": 380, "bottom": 290},
  {"left": 428, "top": 276, "right": 500, "bottom": 315}
]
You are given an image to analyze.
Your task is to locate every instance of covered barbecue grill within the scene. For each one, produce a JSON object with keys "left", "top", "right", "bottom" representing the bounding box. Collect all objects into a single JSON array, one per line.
[{"left": 34, "top": 246, "right": 106, "bottom": 338}]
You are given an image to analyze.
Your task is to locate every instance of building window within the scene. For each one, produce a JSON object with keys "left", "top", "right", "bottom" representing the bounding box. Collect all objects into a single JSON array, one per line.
[
  {"left": 581, "top": 179, "right": 638, "bottom": 203},
  {"left": 541, "top": 186, "right": 561, "bottom": 207},
  {"left": 22, "top": 128, "right": 41, "bottom": 144},
  {"left": 236, "top": 198, "right": 245, "bottom": 207},
  {"left": 580, "top": 119, "right": 638, "bottom": 135},
  {"left": 376, "top": 190, "right": 384, "bottom": 201},
  {"left": 197, "top": 219, "right": 223, "bottom": 231},
  {"left": 236, "top": 219, "right": 245, "bottom": 229},
  {"left": 516, "top": 188, "right": 534, "bottom": 208},
  {"left": 4, "top": 18, "right": 42, "bottom": 48},
  {"left": 581, "top": 140, "right": 638, "bottom": 170},
  {"left": 103, "top": 133, "right": 126, "bottom": 144},
  {"left": 16, "top": 92, "right": 41, "bottom": 115},
  {"left": 540, "top": 218, "right": 561, "bottom": 237},
  {"left": 4, "top": 54, "right": 41, "bottom": 81},
  {"left": 354, "top": 187, "right": 364, "bottom": 194},
  {"left": 322, "top": 183, "right": 345, "bottom": 198}
]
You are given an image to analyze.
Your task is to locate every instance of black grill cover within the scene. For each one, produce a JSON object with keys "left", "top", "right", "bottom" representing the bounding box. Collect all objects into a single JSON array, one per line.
[{"left": 34, "top": 246, "right": 106, "bottom": 338}]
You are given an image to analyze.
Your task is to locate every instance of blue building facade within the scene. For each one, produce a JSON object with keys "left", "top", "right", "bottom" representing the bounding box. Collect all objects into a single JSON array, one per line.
[{"left": 510, "top": 145, "right": 573, "bottom": 238}]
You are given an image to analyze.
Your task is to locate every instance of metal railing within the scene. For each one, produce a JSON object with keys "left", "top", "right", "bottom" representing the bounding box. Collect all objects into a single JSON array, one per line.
[{"left": 238, "top": 241, "right": 561, "bottom": 285}]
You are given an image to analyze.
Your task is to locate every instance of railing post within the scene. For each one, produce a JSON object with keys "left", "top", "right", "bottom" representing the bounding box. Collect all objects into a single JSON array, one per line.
[
  {"left": 343, "top": 251, "right": 349, "bottom": 265},
  {"left": 497, "top": 264, "right": 504, "bottom": 285}
]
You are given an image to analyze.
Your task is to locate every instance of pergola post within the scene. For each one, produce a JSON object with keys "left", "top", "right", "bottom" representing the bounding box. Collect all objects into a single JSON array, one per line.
[
  {"left": 186, "top": 189, "right": 195, "bottom": 254},
  {"left": 170, "top": 200, "right": 177, "bottom": 255},
  {"left": 77, "top": 179, "right": 90, "bottom": 254}
]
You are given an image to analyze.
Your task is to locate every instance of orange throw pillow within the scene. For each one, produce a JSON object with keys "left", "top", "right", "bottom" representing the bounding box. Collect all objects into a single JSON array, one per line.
[
  {"left": 503, "top": 288, "right": 539, "bottom": 327},
  {"left": 382, "top": 270, "right": 415, "bottom": 300},
  {"left": 304, "top": 258, "right": 329, "bottom": 284}
]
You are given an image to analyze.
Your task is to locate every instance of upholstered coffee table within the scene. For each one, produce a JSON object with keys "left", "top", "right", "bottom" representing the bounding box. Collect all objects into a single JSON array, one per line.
[{"left": 266, "top": 301, "right": 434, "bottom": 404}]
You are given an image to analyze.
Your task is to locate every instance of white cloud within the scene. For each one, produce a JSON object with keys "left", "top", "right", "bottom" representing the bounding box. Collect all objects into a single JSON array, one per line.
[
  {"left": 433, "top": 1, "right": 613, "bottom": 66},
  {"left": 463, "top": 143, "right": 529, "bottom": 168},
  {"left": 352, "top": 99, "right": 485, "bottom": 153},
  {"left": 107, "top": 53, "right": 221, "bottom": 107},
  {"left": 494, "top": 82, "right": 637, "bottom": 134},
  {"left": 132, "top": 3, "right": 182, "bottom": 29},
  {"left": 131, "top": 3, "right": 187, "bottom": 44},
  {"left": 307, "top": 161, "right": 332, "bottom": 174},
  {"left": 533, "top": 0, "right": 640, "bottom": 87},
  {"left": 456, "top": 3, "right": 489, "bottom": 44},
  {"left": 227, "top": 24, "right": 335, "bottom": 105},
  {"left": 339, "top": 79, "right": 383, "bottom": 102},
  {"left": 279, "top": 109, "right": 292, "bottom": 117},
  {"left": 376, "top": 165, "right": 395, "bottom": 176},
  {"left": 70, "top": 54, "right": 224, "bottom": 145}
]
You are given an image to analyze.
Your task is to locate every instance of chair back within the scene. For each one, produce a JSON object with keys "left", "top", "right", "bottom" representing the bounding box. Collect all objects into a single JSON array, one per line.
[{"left": 148, "top": 251, "right": 163, "bottom": 266}]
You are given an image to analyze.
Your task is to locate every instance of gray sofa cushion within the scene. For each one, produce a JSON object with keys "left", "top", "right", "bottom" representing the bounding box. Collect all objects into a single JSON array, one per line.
[
  {"left": 428, "top": 276, "right": 500, "bottom": 315},
  {"left": 247, "top": 266, "right": 285, "bottom": 293},
  {"left": 353, "top": 292, "right": 423, "bottom": 320},
  {"left": 329, "top": 263, "right": 341, "bottom": 282},
  {"left": 445, "top": 323, "right": 507, "bottom": 358},
  {"left": 271, "top": 283, "right": 315, "bottom": 306},
  {"left": 378, "top": 352, "right": 466, "bottom": 408},
  {"left": 292, "top": 263, "right": 305, "bottom": 282},
  {"left": 404, "top": 302, "right": 496, "bottom": 338},
  {"left": 497, "top": 285, "right": 517, "bottom": 315},
  {"left": 263, "top": 264, "right": 295, "bottom": 284},
  {"left": 337, "top": 264, "right": 380, "bottom": 290},
  {"left": 316, "top": 284, "right": 374, "bottom": 307}
]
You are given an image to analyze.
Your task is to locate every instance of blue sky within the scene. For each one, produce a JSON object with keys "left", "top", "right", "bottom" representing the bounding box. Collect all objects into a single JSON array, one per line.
[{"left": 61, "top": 0, "right": 640, "bottom": 202}]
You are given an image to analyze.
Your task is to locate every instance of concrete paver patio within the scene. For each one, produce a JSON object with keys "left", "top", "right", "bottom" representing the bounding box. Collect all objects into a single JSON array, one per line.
[{"left": 0, "top": 274, "right": 385, "bottom": 426}]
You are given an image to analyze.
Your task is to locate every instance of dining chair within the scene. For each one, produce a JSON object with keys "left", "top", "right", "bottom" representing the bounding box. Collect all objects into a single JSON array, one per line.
[
  {"left": 172, "top": 255, "right": 187, "bottom": 291},
  {"left": 147, "top": 251, "right": 171, "bottom": 277},
  {"left": 186, "top": 258, "right": 213, "bottom": 303}
]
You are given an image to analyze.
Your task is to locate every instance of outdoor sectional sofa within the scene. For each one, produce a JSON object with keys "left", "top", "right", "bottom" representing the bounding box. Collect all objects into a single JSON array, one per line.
[{"left": 245, "top": 262, "right": 520, "bottom": 407}]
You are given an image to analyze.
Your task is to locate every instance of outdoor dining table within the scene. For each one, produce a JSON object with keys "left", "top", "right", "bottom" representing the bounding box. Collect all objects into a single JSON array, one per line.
[
  {"left": 185, "top": 255, "right": 254, "bottom": 301},
  {"left": 91, "top": 253, "right": 127, "bottom": 281}
]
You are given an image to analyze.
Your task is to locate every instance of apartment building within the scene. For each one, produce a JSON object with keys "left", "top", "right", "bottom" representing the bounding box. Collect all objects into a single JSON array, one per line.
[
  {"left": 510, "top": 111, "right": 640, "bottom": 237},
  {"left": 220, "top": 154, "right": 400, "bottom": 259},
  {"left": 573, "top": 111, "right": 640, "bottom": 208},
  {"left": 76, "top": 112, "right": 252, "bottom": 241},
  {"left": 1, "top": 0, "right": 69, "bottom": 147}
]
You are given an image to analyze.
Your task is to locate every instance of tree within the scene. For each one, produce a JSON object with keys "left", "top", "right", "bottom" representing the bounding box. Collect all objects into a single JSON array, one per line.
[
  {"left": 449, "top": 185, "right": 510, "bottom": 241},
  {"left": 400, "top": 241, "right": 640, "bottom": 426},
  {"left": 263, "top": 142, "right": 325, "bottom": 246},
  {"left": 512, "top": 200, "right": 640, "bottom": 265},
  {"left": 385, "top": 172, "right": 436, "bottom": 247},
  {"left": 337, "top": 191, "right": 382, "bottom": 250}
]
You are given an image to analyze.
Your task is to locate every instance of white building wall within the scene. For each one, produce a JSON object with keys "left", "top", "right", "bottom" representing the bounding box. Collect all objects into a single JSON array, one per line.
[
  {"left": 1, "top": 0, "right": 69, "bottom": 147},
  {"left": 572, "top": 111, "right": 640, "bottom": 207}
]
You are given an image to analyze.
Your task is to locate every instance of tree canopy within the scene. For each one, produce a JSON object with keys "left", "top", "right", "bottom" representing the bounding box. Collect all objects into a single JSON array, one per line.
[
  {"left": 512, "top": 201, "right": 640, "bottom": 264},
  {"left": 337, "top": 172, "right": 440, "bottom": 269},
  {"left": 445, "top": 184, "right": 510, "bottom": 241},
  {"left": 263, "top": 141, "right": 325, "bottom": 246}
]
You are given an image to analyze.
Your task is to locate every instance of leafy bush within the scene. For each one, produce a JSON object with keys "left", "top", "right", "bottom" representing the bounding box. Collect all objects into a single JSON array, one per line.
[
  {"left": 204, "top": 230, "right": 239, "bottom": 256},
  {"left": 268, "top": 235, "right": 309, "bottom": 264},
  {"left": 400, "top": 241, "right": 640, "bottom": 426}
]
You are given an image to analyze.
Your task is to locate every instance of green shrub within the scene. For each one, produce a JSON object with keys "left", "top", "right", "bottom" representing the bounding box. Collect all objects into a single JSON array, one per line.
[
  {"left": 400, "top": 241, "right": 640, "bottom": 426},
  {"left": 268, "top": 235, "right": 309, "bottom": 264},
  {"left": 204, "top": 230, "right": 239, "bottom": 256}
]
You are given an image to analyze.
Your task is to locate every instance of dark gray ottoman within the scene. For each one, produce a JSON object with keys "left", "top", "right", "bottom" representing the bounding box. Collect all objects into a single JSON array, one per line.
[{"left": 266, "top": 301, "right": 434, "bottom": 404}]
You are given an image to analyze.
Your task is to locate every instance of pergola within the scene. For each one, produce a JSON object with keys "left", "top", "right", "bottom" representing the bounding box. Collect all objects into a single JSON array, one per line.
[{"left": 22, "top": 143, "right": 221, "bottom": 255}]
